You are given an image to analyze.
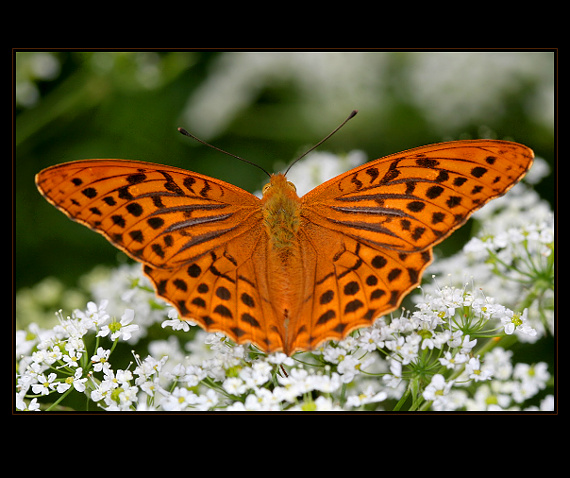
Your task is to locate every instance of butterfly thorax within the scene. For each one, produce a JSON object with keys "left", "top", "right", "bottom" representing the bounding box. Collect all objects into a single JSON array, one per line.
[{"left": 261, "top": 173, "right": 301, "bottom": 255}]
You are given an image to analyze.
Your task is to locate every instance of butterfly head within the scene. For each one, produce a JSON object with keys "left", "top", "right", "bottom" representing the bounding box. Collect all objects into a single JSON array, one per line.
[{"left": 262, "top": 173, "right": 298, "bottom": 199}]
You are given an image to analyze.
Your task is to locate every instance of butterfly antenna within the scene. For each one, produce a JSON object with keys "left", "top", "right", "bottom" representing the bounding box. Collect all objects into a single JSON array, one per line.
[
  {"left": 178, "top": 127, "right": 272, "bottom": 178},
  {"left": 284, "top": 109, "right": 358, "bottom": 176}
]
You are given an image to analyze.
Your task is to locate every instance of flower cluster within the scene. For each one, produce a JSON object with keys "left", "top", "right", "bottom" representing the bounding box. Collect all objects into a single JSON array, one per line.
[
  {"left": 16, "top": 151, "right": 554, "bottom": 412},
  {"left": 16, "top": 301, "right": 139, "bottom": 411},
  {"left": 16, "top": 271, "right": 552, "bottom": 412}
]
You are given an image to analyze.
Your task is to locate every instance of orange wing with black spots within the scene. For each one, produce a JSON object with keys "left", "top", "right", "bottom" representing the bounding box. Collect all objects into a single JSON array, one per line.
[
  {"left": 286, "top": 140, "right": 533, "bottom": 353},
  {"left": 35, "top": 160, "right": 287, "bottom": 351}
]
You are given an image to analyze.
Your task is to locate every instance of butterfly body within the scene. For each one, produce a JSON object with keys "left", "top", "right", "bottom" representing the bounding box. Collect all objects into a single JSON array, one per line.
[
  {"left": 36, "top": 140, "right": 533, "bottom": 355},
  {"left": 262, "top": 173, "right": 302, "bottom": 253}
]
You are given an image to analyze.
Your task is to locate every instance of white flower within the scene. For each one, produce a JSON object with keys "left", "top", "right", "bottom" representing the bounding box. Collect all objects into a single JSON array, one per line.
[
  {"left": 321, "top": 344, "right": 346, "bottom": 364},
  {"left": 204, "top": 332, "right": 229, "bottom": 351},
  {"left": 133, "top": 355, "right": 168, "bottom": 385},
  {"left": 239, "top": 361, "right": 272, "bottom": 388},
  {"left": 423, "top": 374, "right": 454, "bottom": 410},
  {"left": 459, "top": 335, "right": 477, "bottom": 353},
  {"left": 140, "top": 379, "right": 166, "bottom": 398},
  {"left": 346, "top": 386, "right": 387, "bottom": 408},
  {"left": 358, "top": 328, "right": 384, "bottom": 351},
  {"left": 500, "top": 308, "right": 537, "bottom": 337},
  {"left": 49, "top": 346, "right": 66, "bottom": 365},
  {"left": 31, "top": 372, "right": 57, "bottom": 395},
  {"left": 465, "top": 357, "right": 493, "bottom": 382},
  {"left": 337, "top": 355, "right": 372, "bottom": 382},
  {"left": 307, "top": 372, "right": 342, "bottom": 394},
  {"left": 161, "top": 387, "right": 199, "bottom": 411},
  {"left": 296, "top": 396, "right": 342, "bottom": 411},
  {"left": 446, "top": 330, "right": 464, "bottom": 348},
  {"left": 511, "top": 380, "right": 539, "bottom": 404},
  {"left": 91, "top": 347, "right": 111, "bottom": 373},
  {"left": 195, "top": 389, "right": 219, "bottom": 411},
  {"left": 115, "top": 369, "right": 133, "bottom": 385},
  {"left": 466, "top": 383, "right": 512, "bottom": 411},
  {"left": 74, "top": 300, "right": 110, "bottom": 329},
  {"left": 439, "top": 351, "right": 468, "bottom": 370},
  {"left": 277, "top": 367, "right": 311, "bottom": 398},
  {"left": 97, "top": 309, "right": 139, "bottom": 341},
  {"left": 180, "top": 365, "right": 207, "bottom": 387},
  {"left": 240, "top": 389, "right": 281, "bottom": 411},
  {"left": 118, "top": 385, "right": 138, "bottom": 408},
  {"left": 161, "top": 311, "right": 192, "bottom": 332},
  {"left": 513, "top": 362, "right": 550, "bottom": 391},
  {"left": 386, "top": 335, "right": 420, "bottom": 365},
  {"left": 483, "top": 347, "right": 514, "bottom": 380},
  {"left": 16, "top": 394, "right": 40, "bottom": 411},
  {"left": 539, "top": 395, "right": 555, "bottom": 411},
  {"left": 62, "top": 348, "right": 82, "bottom": 368},
  {"left": 56, "top": 368, "right": 87, "bottom": 393},
  {"left": 266, "top": 352, "right": 295, "bottom": 366},
  {"left": 223, "top": 377, "right": 247, "bottom": 395}
]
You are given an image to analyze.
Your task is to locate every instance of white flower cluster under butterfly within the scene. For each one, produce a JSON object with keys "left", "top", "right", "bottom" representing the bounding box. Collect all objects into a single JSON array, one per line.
[{"left": 16, "top": 266, "right": 550, "bottom": 411}]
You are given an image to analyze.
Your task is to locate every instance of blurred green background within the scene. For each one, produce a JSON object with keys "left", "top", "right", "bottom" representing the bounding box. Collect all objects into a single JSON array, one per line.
[{"left": 15, "top": 51, "right": 555, "bottom": 291}]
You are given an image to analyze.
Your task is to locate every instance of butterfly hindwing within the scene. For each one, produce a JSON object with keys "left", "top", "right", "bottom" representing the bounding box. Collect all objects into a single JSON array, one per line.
[
  {"left": 143, "top": 231, "right": 287, "bottom": 353},
  {"left": 289, "top": 223, "right": 432, "bottom": 353}
]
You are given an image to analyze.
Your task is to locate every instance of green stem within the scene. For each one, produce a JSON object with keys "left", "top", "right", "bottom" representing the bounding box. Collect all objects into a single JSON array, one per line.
[
  {"left": 392, "top": 386, "right": 411, "bottom": 411},
  {"left": 45, "top": 387, "right": 75, "bottom": 411}
]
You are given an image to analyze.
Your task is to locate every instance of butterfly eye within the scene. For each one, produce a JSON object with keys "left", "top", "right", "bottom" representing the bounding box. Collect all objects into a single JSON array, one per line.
[
  {"left": 262, "top": 183, "right": 272, "bottom": 195},
  {"left": 286, "top": 181, "right": 297, "bottom": 192}
]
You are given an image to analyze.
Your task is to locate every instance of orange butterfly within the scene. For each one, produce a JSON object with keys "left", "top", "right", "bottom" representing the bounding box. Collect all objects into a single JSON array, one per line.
[{"left": 36, "top": 112, "right": 533, "bottom": 355}]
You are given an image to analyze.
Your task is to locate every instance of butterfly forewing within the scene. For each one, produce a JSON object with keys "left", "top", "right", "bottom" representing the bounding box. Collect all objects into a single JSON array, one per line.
[
  {"left": 302, "top": 140, "right": 534, "bottom": 253},
  {"left": 36, "top": 160, "right": 261, "bottom": 268}
]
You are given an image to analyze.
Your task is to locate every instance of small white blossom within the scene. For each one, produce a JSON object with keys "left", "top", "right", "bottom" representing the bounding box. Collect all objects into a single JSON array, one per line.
[
  {"left": 500, "top": 308, "right": 537, "bottom": 337},
  {"left": 31, "top": 372, "right": 58, "bottom": 395},
  {"left": 223, "top": 377, "right": 247, "bottom": 395},
  {"left": 465, "top": 357, "right": 493, "bottom": 382},
  {"left": 161, "top": 387, "right": 199, "bottom": 411},
  {"left": 97, "top": 309, "right": 139, "bottom": 341},
  {"left": 439, "top": 351, "right": 469, "bottom": 370},
  {"left": 91, "top": 347, "right": 111, "bottom": 373},
  {"left": 56, "top": 368, "right": 87, "bottom": 393},
  {"left": 346, "top": 386, "right": 387, "bottom": 408},
  {"left": 423, "top": 374, "right": 454, "bottom": 410},
  {"left": 74, "top": 300, "right": 110, "bottom": 329},
  {"left": 161, "top": 310, "right": 192, "bottom": 331},
  {"left": 266, "top": 352, "right": 295, "bottom": 366}
]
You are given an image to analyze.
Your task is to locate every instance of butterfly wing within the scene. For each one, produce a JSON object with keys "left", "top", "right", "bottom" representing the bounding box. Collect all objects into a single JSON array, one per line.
[
  {"left": 289, "top": 140, "right": 534, "bottom": 352},
  {"left": 36, "top": 159, "right": 285, "bottom": 351},
  {"left": 286, "top": 224, "right": 432, "bottom": 354},
  {"left": 302, "top": 140, "right": 534, "bottom": 253},
  {"left": 36, "top": 160, "right": 261, "bottom": 268}
]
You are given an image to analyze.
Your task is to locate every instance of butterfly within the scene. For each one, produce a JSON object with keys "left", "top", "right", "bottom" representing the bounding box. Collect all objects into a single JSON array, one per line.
[{"left": 36, "top": 112, "right": 534, "bottom": 355}]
